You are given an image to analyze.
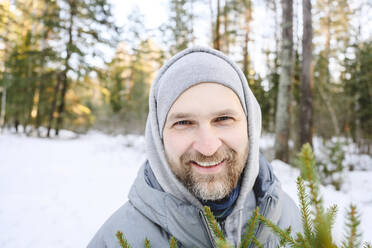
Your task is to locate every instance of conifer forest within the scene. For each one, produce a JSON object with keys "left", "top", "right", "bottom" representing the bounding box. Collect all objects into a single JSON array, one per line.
[{"left": 0, "top": 0, "right": 371, "bottom": 247}]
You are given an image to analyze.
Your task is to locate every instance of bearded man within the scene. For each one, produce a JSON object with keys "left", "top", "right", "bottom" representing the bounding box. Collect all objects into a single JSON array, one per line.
[{"left": 88, "top": 47, "right": 301, "bottom": 247}]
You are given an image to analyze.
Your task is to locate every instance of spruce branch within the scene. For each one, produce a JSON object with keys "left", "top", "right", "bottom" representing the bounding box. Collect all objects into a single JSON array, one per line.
[
  {"left": 342, "top": 204, "right": 362, "bottom": 248},
  {"left": 252, "top": 237, "right": 264, "bottom": 248},
  {"left": 295, "top": 232, "right": 311, "bottom": 248},
  {"left": 298, "top": 144, "right": 322, "bottom": 216},
  {"left": 216, "top": 238, "right": 233, "bottom": 248},
  {"left": 326, "top": 205, "right": 338, "bottom": 229},
  {"left": 363, "top": 242, "right": 372, "bottom": 248},
  {"left": 169, "top": 236, "right": 178, "bottom": 248},
  {"left": 312, "top": 208, "right": 337, "bottom": 247},
  {"left": 240, "top": 207, "right": 261, "bottom": 248},
  {"left": 116, "top": 231, "right": 132, "bottom": 248},
  {"left": 296, "top": 176, "right": 313, "bottom": 242},
  {"left": 113, "top": 144, "right": 371, "bottom": 248},
  {"left": 258, "top": 214, "right": 297, "bottom": 247},
  {"left": 203, "top": 206, "right": 226, "bottom": 242},
  {"left": 144, "top": 237, "right": 152, "bottom": 248}
]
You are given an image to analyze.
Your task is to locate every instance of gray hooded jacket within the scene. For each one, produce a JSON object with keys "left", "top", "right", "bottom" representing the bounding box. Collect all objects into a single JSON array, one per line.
[{"left": 88, "top": 47, "right": 302, "bottom": 247}]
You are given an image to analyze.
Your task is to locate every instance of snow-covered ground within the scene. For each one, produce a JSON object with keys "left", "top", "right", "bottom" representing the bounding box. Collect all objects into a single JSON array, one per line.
[{"left": 0, "top": 130, "right": 371, "bottom": 247}]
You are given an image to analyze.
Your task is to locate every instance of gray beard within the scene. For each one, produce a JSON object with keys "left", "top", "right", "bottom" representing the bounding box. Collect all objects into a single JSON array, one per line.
[{"left": 167, "top": 144, "right": 248, "bottom": 201}]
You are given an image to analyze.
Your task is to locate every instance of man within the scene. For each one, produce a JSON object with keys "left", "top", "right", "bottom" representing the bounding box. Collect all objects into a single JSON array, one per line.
[{"left": 88, "top": 47, "right": 301, "bottom": 247}]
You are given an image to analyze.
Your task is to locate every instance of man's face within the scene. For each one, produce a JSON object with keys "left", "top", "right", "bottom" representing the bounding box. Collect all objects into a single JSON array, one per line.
[{"left": 163, "top": 83, "right": 249, "bottom": 201}]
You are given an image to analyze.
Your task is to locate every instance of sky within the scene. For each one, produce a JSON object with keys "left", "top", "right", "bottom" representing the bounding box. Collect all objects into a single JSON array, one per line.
[{"left": 110, "top": 0, "right": 168, "bottom": 30}]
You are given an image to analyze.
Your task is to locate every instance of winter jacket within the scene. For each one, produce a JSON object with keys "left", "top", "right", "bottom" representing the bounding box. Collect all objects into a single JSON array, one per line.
[{"left": 87, "top": 154, "right": 302, "bottom": 248}]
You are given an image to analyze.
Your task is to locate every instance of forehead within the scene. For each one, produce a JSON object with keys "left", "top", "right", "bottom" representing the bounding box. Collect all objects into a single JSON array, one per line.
[{"left": 166, "top": 82, "right": 245, "bottom": 121}]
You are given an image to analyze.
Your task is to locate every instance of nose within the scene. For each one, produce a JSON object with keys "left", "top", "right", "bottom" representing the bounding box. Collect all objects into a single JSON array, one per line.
[{"left": 192, "top": 126, "right": 222, "bottom": 156}]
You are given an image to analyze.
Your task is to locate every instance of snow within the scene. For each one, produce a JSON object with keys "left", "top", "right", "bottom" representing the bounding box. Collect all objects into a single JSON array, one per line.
[{"left": 0, "top": 130, "right": 371, "bottom": 247}]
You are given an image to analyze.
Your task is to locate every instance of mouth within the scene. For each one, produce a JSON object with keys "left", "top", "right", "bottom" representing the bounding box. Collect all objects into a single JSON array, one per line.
[
  {"left": 191, "top": 159, "right": 225, "bottom": 168},
  {"left": 190, "top": 159, "right": 226, "bottom": 174}
]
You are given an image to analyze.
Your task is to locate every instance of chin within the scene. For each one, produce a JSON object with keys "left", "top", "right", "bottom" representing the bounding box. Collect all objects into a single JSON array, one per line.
[{"left": 192, "top": 179, "right": 231, "bottom": 201}]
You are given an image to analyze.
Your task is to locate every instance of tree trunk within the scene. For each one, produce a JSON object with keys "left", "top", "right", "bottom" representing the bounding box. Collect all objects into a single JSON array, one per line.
[
  {"left": 223, "top": 2, "right": 229, "bottom": 53},
  {"left": 268, "top": 0, "right": 280, "bottom": 132},
  {"left": 299, "top": 0, "right": 313, "bottom": 147},
  {"left": 214, "top": 0, "right": 221, "bottom": 50},
  {"left": 242, "top": 0, "right": 252, "bottom": 78},
  {"left": 35, "top": 2, "right": 50, "bottom": 136},
  {"left": 35, "top": 82, "right": 44, "bottom": 136},
  {"left": 274, "top": 0, "right": 293, "bottom": 162},
  {"left": 47, "top": 72, "right": 63, "bottom": 137},
  {"left": 0, "top": 87, "right": 6, "bottom": 130},
  {"left": 55, "top": 1, "right": 75, "bottom": 136},
  {"left": 55, "top": 72, "right": 68, "bottom": 136},
  {"left": 24, "top": 56, "right": 35, "bottom": 134},
  {"left": 0, "top": 0, "right": 11, "bottom": 131}
]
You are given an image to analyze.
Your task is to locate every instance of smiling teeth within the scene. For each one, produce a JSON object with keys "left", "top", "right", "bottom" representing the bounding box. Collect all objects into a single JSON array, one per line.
[{"left": 195, "top": 160, "right": 223, "bottom": 167}]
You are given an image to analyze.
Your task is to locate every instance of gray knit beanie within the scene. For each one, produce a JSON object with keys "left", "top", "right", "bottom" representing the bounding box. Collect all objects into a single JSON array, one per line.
[{"left": 145, "top": 46, "right": 262, "bottom": 209}]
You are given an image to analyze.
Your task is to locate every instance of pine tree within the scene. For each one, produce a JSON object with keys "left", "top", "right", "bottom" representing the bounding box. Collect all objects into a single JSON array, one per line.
[
  {"left": 342, "top": 41, "right": 372, "bottom": 153},
  {"left": 162, "top": 0, "right": 195, "bottom": 55},
  {"left": 47, "top": 0, "right": 119, "bottom": 136}
]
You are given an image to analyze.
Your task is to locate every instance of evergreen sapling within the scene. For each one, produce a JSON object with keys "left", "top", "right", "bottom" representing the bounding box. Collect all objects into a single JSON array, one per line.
[{"left": 116, "top": 144, "right": 370, "bottom": 247}]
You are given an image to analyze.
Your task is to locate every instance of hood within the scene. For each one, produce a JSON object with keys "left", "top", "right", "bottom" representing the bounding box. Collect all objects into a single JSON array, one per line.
[{"left": 145, "top": 46, "right": 262, "bottom": 209}]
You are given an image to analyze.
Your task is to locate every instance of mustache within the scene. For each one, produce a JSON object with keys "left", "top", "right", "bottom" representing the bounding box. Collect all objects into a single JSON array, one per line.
[{"left": 180, "top": 146, "right": 236, "bottom": 165}]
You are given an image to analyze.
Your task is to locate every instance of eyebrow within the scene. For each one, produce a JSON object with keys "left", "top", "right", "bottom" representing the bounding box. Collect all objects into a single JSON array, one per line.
[{"left": 167, "top": 108, "right": 240, "bottom": 122}]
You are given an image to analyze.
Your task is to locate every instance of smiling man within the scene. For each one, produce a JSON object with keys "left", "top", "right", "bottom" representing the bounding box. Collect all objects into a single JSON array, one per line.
[
  {"left": 88, "top": 47, "right": 301, "bottom": 247},
  {"left": 163, "top": 83, "right": 249, "bottom": 205}
]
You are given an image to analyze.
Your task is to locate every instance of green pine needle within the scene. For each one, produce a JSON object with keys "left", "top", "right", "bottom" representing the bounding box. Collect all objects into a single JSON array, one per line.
[
  {"left": 326, "top": 205, "right": 338, "bottom": 228},
  {"left": 363, "top": 242, "right": 372, "bottom": 248},
  {"left": 169, "top": 236, "right": 178, "bottom": 248},
  {"left": 298, "top": 144, "right": 323, "bottom": 216},
  {"left": 342, "top": 204, "right": 362, "bottom": 248},
  {"left": 144, "top": 237, "right": 152, "bottom": 248},
  {"left": 113, "top": 144, "right": 371, "bottom": 248},
  {"left": 258, "top": 214, "right": 297, "bottom": 247},
  {"left": 116, "top": 231, "right": 132, "bottom": 248},
  {"left": 240, "top": 207, "right": 261, "bottom": 248},
  {"left": 216, "top": 238, "right": 233, "bottom": 248},
  {"left": 297, "top": 176, "right": 314, "bottom": 242},
  {"left": 203, "top": 206, "right": 226, "bottom": 242},
  {"left": 252, "top": 237, "right": 263, "bottom": 248}
]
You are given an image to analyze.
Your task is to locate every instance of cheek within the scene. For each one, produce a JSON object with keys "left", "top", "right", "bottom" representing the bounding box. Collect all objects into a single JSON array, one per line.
[
  {"left": 220, "top": 125, "right": 248, "bottom": 151},
  {"left": 163, "top": 131, "right": 193, "bottom": 159}
]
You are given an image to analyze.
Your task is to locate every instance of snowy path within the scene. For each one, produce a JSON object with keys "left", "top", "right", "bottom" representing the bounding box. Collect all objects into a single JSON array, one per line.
[{"left": 0, "top": 131, "right": 371, "bottom": 247}]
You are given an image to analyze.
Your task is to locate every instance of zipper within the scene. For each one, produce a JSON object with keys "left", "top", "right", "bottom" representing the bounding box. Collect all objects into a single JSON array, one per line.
[
  {"left": 199, "top": 210, "right": 218, "bottom": 248},
  {"left": 248, "top": 195, "right": 272, "bottom": 248}
]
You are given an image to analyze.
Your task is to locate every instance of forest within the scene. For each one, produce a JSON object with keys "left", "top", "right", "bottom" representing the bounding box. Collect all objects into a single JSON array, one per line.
[
  {"left": 0, "top": 0, "right": 371, "bottom": 162},
  {"left": 1, "top": 0, "right": 372, "bottom": 247}
]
